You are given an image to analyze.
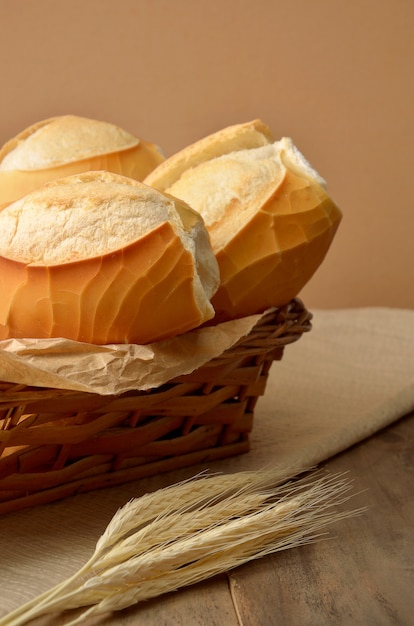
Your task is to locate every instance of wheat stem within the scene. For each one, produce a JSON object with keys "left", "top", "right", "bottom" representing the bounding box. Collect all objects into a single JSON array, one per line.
[
  {"left": 70, "top": 492, "right": 362, "bottom": 622},
  {"left": 0, "top": 557, "right": 100, "bottom": 626},
  {"left": 0, "top": 468, "right": 365, "bottom": 626}
]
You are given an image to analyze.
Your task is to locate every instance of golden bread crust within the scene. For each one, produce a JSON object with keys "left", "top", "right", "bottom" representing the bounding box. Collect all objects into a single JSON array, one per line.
[
  {"left": 145, "top": 119, "right": 273, "bottom": 191},
  {"left": 146, "top": 123, "right": 342, "bottom": 322},
  {"left": 0, "top": 116, "right": 164, "bottom": 206},
  {"left": 0, "top": 171, "right": 219, "bottom": 344}
]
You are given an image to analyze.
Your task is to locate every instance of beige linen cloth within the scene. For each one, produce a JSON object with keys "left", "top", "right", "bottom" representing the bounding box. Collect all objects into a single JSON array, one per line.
[{"left": 0, "top": 306, "right": 413, "bottom": 616}]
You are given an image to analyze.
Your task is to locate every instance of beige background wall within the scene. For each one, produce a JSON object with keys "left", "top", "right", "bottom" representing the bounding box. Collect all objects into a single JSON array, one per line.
[{"left": 1, "top": 0, "right": 413, "bottom": 310}]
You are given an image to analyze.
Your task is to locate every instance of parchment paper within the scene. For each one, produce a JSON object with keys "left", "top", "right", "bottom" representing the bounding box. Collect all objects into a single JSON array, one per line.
[{"left": 0, "top": 313, "right": 263, "bottom": 394}]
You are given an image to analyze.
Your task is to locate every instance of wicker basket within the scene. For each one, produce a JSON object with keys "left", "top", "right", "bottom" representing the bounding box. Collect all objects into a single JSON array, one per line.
[{"left": 0, "top": 298, "right": 311, "bottom": 515}]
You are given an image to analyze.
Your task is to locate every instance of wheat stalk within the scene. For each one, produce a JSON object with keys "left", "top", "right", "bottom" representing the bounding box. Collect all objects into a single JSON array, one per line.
[
  {"left": 0, "top": 469, "right": 270, "bottom": 624},
  {"left": 0, "top": 467, "right": 365, "bottom": 626},
  {"left": 0, "top": 467, "right": 292, "bottom": 625}
]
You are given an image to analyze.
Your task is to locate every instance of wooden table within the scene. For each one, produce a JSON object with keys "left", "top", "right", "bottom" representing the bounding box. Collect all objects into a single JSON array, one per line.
[{"left": 15, "top": 411, "right": 413, "bottom": 626}]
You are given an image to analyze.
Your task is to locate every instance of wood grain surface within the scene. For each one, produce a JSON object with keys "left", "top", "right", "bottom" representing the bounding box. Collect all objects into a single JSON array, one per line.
[{"left": 21, "top": 412, "right": 414, "bottom": 626}]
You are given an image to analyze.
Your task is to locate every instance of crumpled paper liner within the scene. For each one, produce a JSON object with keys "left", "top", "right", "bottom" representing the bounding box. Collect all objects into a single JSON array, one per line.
[{"left": 0, "top": 313, "right": 264, "bottom": 395}]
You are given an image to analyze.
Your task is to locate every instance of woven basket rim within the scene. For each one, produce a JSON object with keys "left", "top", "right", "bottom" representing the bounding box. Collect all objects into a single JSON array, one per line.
[{"left": 0, "top": 298, "right": 312, "bottom": 398}]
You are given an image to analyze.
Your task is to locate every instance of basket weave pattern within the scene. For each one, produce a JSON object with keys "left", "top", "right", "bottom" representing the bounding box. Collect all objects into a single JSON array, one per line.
[{"left": 0, "top": 298, "right": 311, "bottom": 514}]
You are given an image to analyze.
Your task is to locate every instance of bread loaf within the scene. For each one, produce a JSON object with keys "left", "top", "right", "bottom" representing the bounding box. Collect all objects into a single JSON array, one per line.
[
  {"left": 0, "top": 115, "right": 164, "bottom": 207},
  {"left": 145, "top": 120, "right": 342, "bottom": 322},
  {"left": 0, "top": 171, "right": 220, "bottom": 344}
]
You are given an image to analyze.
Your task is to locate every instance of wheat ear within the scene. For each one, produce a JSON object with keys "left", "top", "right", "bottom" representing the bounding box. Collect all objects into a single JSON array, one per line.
[
  {"left": 0, "top": 466, "right": 295, "bottom": 625},
  {"left": 0, "top": 468, "right": 364, "bottom": 626},
  {"left": 0, "top": 467, "right": 294, "bottom": 625}
]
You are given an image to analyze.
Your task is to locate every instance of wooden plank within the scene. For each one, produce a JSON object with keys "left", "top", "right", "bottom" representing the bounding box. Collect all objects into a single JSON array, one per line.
[{"left": 228, "top": 413, "right": 414, "bottom": 626}]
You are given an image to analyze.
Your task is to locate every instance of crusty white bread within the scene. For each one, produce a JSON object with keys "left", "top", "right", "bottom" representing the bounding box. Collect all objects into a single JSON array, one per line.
[
  {"left": 145, "top": 121, "right": 342, "bottom": 322},
  {"left": 0, "top": 115, "right": 164, "bottom": 207},
  {"left": 0, "top": 171, "right": 220, "bottom": 344},
  {"left": 145, "top": 119, "right": 273, "bottom": 192}
]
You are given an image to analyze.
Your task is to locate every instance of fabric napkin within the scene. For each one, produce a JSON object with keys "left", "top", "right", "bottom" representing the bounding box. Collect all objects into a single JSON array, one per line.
[{"left": 251, "top": 306, "right": 414, "bottom": 469}]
